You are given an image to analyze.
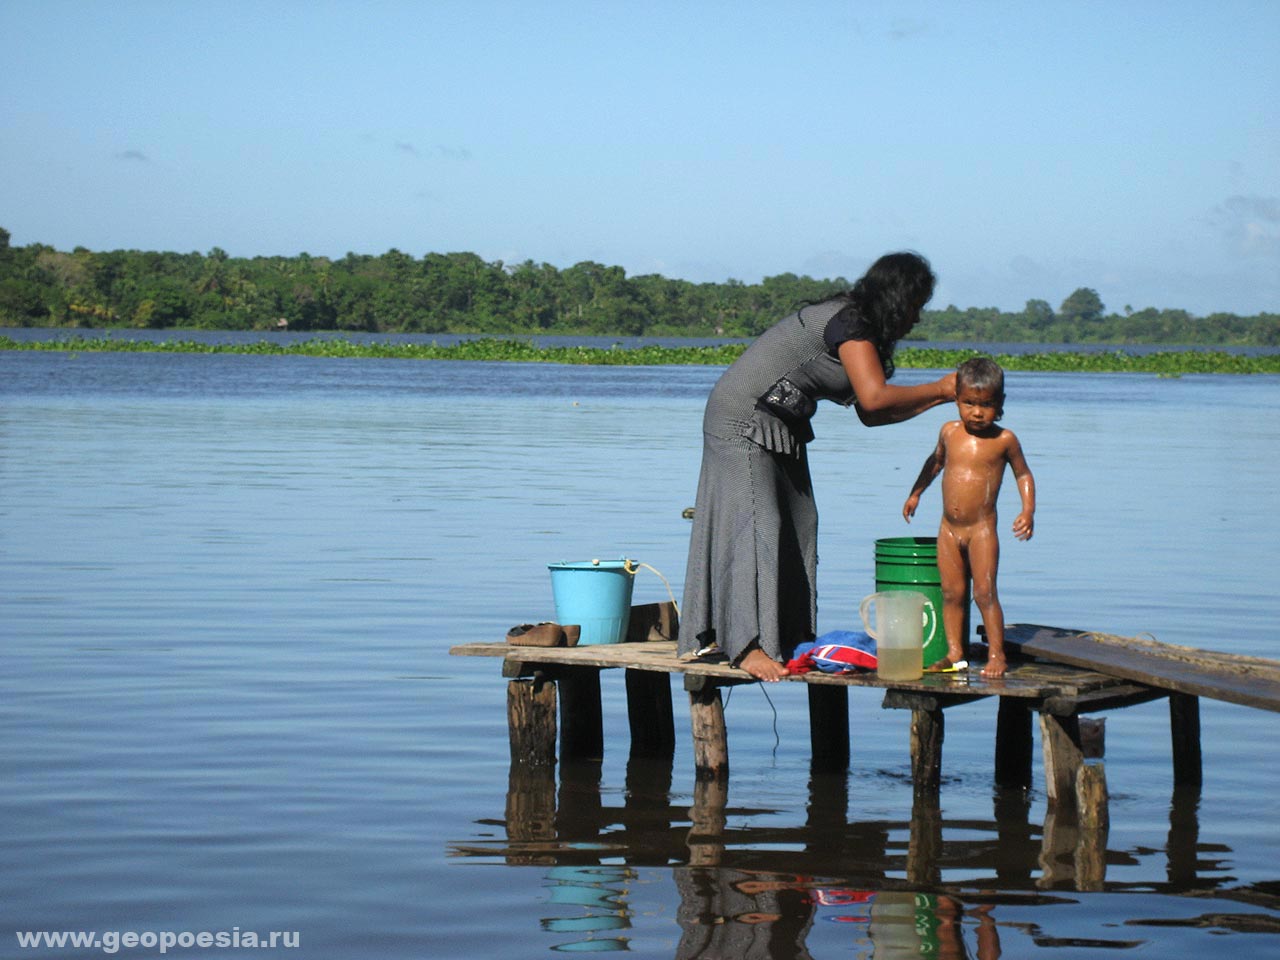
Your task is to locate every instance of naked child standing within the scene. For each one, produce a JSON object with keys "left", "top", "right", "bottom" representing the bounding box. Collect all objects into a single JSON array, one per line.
[{"left": 902, "top": 357, "right": 1036, "bottom": 677}]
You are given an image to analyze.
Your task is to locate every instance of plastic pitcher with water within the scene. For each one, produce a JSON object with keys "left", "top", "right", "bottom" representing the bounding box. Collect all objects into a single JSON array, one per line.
[{"left": 859, "top": 590, "right": 927, "bottom": 681}]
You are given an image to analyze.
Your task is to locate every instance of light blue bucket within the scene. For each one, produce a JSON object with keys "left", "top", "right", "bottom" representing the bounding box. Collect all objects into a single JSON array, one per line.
[{"left": 547, "top": 559, "right": 636, "bottom": 645}]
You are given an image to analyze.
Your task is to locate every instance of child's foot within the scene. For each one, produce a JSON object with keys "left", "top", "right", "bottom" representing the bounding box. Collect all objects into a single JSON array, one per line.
[
  {"left": 927, "top": 649, "right": 969, "bottom": 672},
  {"left": 980, "top": 654, "right": 1007, "bottom": 678},
  {"left": 739, "top": 648, "right": 789, "bottom": 682}
]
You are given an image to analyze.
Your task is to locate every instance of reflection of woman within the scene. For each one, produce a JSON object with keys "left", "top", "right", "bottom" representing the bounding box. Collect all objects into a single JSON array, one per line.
[
  {"left": 679, "top": 252, "right": 956, "bottom": 681},
  {"left": 674, "top": 868, "right": 815, "bottom": 959}
]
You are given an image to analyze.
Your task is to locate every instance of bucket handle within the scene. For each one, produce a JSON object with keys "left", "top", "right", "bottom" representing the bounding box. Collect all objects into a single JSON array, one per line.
[{"left": 602, "top": 558, "right": 680, "bottom": 616}]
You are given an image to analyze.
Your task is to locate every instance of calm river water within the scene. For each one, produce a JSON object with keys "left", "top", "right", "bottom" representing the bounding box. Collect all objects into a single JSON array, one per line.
[{"left": 2, "top": 341, "right": 1279, "bottom": 958}]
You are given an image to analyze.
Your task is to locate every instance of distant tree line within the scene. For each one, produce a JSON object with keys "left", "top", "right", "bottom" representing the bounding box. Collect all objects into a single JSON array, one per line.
[{"left": 0, "top": 229, "right": 1275, "bottom": 344}]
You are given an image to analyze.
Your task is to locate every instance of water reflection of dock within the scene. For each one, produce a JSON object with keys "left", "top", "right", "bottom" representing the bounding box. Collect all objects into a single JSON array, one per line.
[
  {"left": 450, "top": 751, "right": 1251, "bottom": 955},
  {"left": 450, "top": 611, "right": 1280, "bottom": 949},
  {"left": 457, "top": 753, "right": 1220, "bottom": 895}
]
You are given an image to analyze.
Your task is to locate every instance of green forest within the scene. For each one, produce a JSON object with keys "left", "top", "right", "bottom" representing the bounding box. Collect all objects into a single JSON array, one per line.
[{"left": 0, "top": 228, "right": 1275, "bottom": 345}]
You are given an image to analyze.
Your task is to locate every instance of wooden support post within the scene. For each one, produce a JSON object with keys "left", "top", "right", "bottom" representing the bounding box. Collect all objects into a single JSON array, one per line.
[
  {"left": 1039, "top": 712, "right": 1083, "bottom": 806},
  {"left": 687, "top": 677, "right": 729, "bottom": 781},
  {"left": 1074, "top": 762, "right": 1109, "bottom": 891},
  {"left": 807, "top": 684, "right": 849, "bottom": 770},
  {"left": 1169, "top": 692, "right": 1202, "bottom": 787},
  {"left": 507, "top": 676, "right": 557, "bottom": 769},
  {"left": 558, "top": 666, "right": 603, "bottom": 762},
  {"left": 625, "top": 668, "right": 675, "bottom": 758},
  {"left": 910, "top": 705, "right": 945, "bottom": 800},
  {"left": 1076, "top": 762, "right": 1109, "bottom": 832},
  {"left": 995, "top": 698, "right": 1033, "bottom": 789}
]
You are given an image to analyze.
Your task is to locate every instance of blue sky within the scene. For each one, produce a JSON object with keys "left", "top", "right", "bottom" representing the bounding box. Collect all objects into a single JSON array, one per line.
[{"left": 3, "top": 0, "right": 1277, "bottom": 316}]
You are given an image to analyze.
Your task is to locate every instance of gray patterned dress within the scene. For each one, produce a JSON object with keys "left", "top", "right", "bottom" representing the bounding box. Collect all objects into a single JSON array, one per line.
[{"left": 679, "top": 297, "right": 874, "bottom": 665}]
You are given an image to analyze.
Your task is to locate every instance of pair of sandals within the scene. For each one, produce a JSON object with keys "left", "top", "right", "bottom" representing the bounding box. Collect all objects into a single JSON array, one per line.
[{"left": 505, "top": 622, "right": 581, "bottom": 647}]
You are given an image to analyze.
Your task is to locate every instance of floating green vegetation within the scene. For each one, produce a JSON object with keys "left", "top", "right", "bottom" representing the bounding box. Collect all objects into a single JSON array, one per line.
[{"left": 3, "top": 335, "right": 1278, "bottom": 375}]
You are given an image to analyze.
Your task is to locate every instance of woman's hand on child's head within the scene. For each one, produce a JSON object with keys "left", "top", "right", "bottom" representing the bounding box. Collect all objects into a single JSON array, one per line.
[
  {"left": 937, "top": 372, "right": 957, "bottom": 401},
  {"left": 1012, "top": 512, "right": 1034, "bottom": 540}
]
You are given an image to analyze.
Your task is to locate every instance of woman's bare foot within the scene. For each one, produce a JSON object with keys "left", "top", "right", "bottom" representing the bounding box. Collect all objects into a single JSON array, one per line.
[
  {"left": 738, "top": 647, "right": 789, "bottom": 682},
  {"left": 980, "top": 654, "right": 1007, "bottom": 678}
]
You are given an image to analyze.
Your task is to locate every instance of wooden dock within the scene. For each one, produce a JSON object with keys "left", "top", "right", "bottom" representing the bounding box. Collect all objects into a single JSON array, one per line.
[
  {"left": 451, "top": 609, "right": 1280, "bottom": 892},
  {"left": 449, "top": 608, "right": 1280, "bottom": 811}
]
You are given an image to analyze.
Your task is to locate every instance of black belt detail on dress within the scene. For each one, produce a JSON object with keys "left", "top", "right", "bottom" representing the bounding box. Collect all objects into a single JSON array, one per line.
[{"left": 754, "top": 377, "right": 816, "bottom": 445}]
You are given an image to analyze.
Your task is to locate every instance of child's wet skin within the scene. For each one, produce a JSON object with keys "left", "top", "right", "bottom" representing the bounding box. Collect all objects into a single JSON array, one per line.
[{"left": 902, "top": 360, "right": 1035, "bottom": 682}]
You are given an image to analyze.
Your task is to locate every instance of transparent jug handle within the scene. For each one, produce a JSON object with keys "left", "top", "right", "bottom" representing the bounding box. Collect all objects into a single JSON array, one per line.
[{"left": 859, "top": 593, "right": 882, "bottom": 640}]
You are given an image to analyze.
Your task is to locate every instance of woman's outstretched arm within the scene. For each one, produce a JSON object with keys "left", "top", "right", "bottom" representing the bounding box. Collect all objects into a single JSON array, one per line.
[{"left": 838, "top": 339, "right": 955, "bottom": 426}]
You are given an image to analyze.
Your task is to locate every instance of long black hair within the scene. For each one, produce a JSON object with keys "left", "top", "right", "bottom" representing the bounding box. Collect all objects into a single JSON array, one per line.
[{"left": 820, "top": 251, "right": 936, "bottom": 378}]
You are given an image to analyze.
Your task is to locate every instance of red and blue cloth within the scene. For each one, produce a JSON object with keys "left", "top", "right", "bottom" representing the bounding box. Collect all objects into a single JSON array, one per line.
[{"left": 785, "top": 630, "right": 877, "bottom": 674}]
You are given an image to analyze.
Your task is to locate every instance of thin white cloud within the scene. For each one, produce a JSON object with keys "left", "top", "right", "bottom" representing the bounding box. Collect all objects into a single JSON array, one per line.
[
  {"left": 1209, "top": 195, "right": 1280, "bottom": 260},
  {"left": 433, "top": 144, "right": 472, "bottom": 161},
  {"left": 887, "top": 17, "right": 930, "bottom": 40}
]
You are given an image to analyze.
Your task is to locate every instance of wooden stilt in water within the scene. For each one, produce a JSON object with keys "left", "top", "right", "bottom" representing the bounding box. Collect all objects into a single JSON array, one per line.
[
  {"left": 504, "top": 678, "right": 557, "bottom": 864},
  {"left": 995, "top": 698, "right": 1033, "bottom": 789},
  {"left": 807, "top": 684, "right": 849, "bottom": 770},
  {"left": 1169, "top": 692, "right": 1202, "bottom": 787},
  {"left": 687, "top": 676, "right": 728, "bottom": 781},
  {"left": 1074, "top": 761, "right": 1109, "bottom": 891},
  {"left": 558, "top": 666, "right": 603, "bottom": 762},
  {"left": 1039, "top": 712, "right": 1083, "bottom": 806},
  {"left": 625, "top": 668, "right": 675, "bottom": 758},
  {"left": 910, "top": 704, "right": 945, "bottom": 799},
  {"left": 507, "top": 675, "right": 557, "bottom": 769}
]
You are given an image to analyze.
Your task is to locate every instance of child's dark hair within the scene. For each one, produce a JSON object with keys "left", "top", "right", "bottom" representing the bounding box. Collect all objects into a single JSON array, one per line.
[{"left": 956, "top": 357, "right": 1005, "bottom": 419}]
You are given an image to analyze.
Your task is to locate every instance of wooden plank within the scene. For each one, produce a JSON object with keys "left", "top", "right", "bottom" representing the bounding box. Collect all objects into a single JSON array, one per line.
[
  {"left": 1041, "top": 683, "right": 1165, "bottom": 716},
  {"left": 1006, "top": 624, "right": 1280, "bottom": 712},
  {"left": 625, "top": 601, "right": 679, "bottom": 643},
  {"left": 452, "top": 640, "right": 1127, "bottom": 701}
]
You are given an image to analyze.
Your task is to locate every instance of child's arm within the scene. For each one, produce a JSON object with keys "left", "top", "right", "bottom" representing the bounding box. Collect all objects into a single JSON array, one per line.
[
  {"left": 1006, "top": 432, "right": 1036, "bottom": 540},
  {"left": 903, "top": 426, "right": 948, "bottom": 522}
]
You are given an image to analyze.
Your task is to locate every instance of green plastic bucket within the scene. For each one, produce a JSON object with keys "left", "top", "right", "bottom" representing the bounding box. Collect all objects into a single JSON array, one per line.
[
  {"left": 547, "top": 560, "right": 636, "bottom": 645},
  {"left": 873, "top": 537, "right": 967, "bottom": 666}
]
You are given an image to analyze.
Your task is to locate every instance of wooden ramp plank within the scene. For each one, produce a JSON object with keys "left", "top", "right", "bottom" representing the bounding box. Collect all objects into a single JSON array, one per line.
[{"left": 1005, "top": 624, "right": 1280, "bottom": 713}]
